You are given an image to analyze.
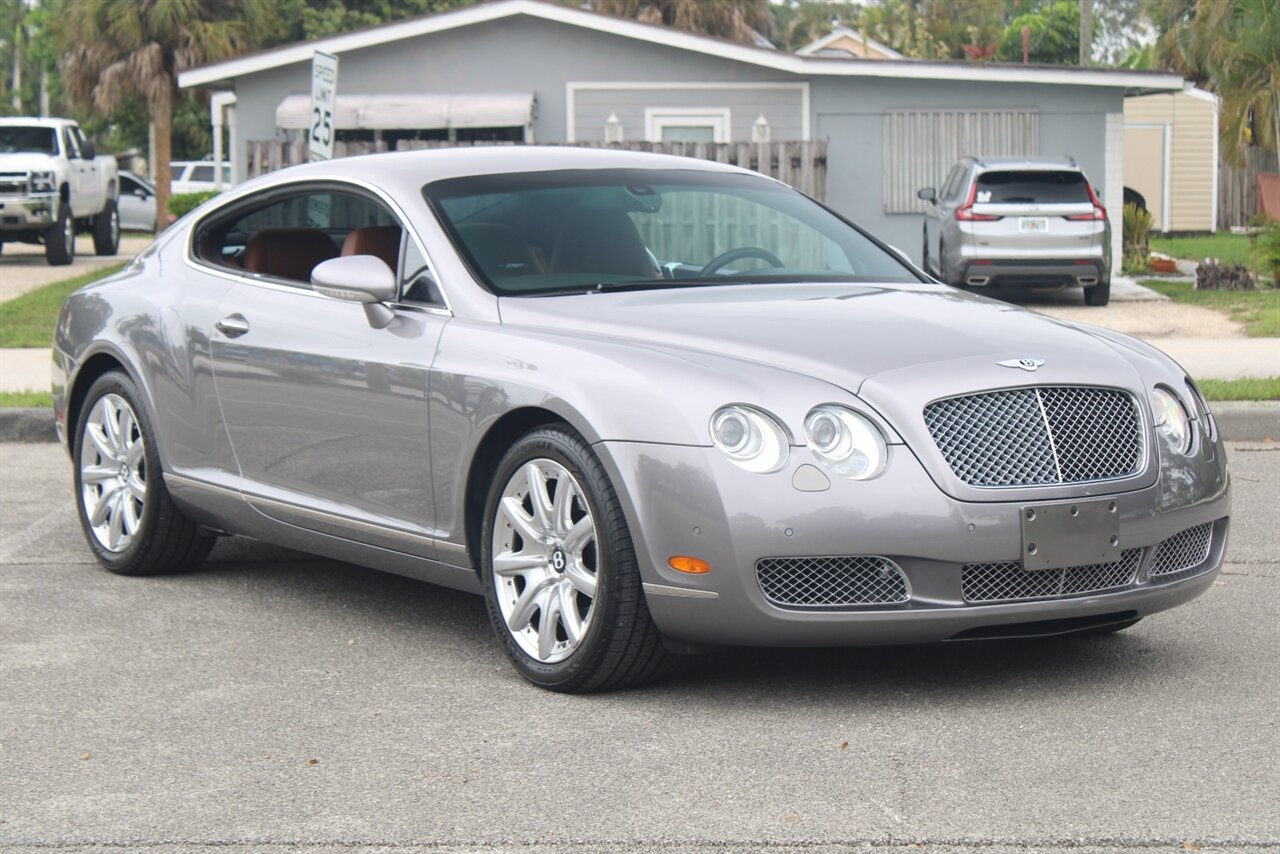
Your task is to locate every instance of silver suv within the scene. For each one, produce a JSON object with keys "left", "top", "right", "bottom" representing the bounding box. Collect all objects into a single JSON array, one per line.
[{"left": 917, "top": 156, "right": 1113, "bottom": 306}]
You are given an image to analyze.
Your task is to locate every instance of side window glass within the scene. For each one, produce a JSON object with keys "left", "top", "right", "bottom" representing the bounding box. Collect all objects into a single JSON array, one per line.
[
  {"left": 942, "top": 166, "right": 964, "bottom": 201},
  {"left": 400, "top": 238, "right": 442, "bottom": 305},
  {"left": 62, "top": 129, "right": 80, "bottom": 159},
  {"left": 196, "top": 188, "right": 402, "bottom": 287}
]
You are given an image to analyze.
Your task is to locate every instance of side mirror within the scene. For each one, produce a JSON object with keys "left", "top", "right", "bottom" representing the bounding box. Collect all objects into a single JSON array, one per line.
[
  {"left": 134, "top": 188, "right": 151, "bottom": 198},
  {"left": 916, "top": 187, "right": 937, "bottom": 203},
  {"left": 311, "top": 254, "right": 397, "bottom": 329},
  {"left": 79, "top": 139, "right": 97, "bottom": 160}
]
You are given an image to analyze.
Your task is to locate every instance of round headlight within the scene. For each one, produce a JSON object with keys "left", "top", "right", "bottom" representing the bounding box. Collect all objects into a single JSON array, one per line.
[
  {"left": 709, "top": 405, "right": 789, "bottom": 473},
  {"left": 803, "top": 405, "right": 887, "bottom": 480},
  {"left": 1151, "top": 387, "right": 1192, "bottom": 455}
]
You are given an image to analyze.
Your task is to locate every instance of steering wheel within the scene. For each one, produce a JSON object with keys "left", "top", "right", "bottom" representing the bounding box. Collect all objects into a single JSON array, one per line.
[{"left": 699, "top": 247, "right": 785, "bottom": 277}]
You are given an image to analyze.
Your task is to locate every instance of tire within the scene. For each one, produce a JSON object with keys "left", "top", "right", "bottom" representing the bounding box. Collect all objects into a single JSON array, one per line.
[
  {"left": 72, "top": 370, "right": 214, "bottom": 576},
  {"left": 1084, "top": 277, "right": 1111, "bottom": 306},
  {"left": 45, "top": 203, "right": 74, "bottom": 266},
  {"left": 92, "top": 199, "right": 121, "bottom": 256},
  {"left": 481, "top": 424, "right": 668, "bottom": 693}
]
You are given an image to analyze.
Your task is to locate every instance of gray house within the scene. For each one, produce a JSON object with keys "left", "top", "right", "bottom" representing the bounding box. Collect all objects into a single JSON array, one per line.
[{"left": 179, "top": 0, "right": 1184, "bottom": 268}]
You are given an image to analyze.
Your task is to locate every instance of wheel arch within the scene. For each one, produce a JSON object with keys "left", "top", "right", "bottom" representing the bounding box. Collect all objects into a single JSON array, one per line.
[{"left": 66, "top": 348, "right": 152, "bottom": 457}]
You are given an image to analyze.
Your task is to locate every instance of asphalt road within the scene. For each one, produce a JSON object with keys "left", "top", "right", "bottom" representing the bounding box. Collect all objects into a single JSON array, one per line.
[{"left": 1, "top": 442, "right": 1277, "bottom": 853}]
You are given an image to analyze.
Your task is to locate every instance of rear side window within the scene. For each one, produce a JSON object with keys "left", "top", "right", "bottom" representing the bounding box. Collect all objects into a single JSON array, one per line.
[
  {"left": 975, "top": 170, "right": 1090, "bottom": 204},
  {"left": 189, "top": 165, "right": 214, "bottom": 183}
]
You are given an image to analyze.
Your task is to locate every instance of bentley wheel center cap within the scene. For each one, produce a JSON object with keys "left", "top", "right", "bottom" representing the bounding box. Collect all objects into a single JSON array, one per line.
[{"left": 550, "top": 547, "right": 567, "bottom": 573}]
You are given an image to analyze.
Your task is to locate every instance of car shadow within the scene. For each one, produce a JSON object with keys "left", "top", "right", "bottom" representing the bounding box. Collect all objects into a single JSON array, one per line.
[{"left": 187, "top": 536, "right": 1183, "bottom": 708}]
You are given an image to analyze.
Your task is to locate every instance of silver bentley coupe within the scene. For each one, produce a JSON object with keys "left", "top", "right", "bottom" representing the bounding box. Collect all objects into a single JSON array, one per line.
[{"left": 53, "top": 148, "right": 1230, "bottom": 692}]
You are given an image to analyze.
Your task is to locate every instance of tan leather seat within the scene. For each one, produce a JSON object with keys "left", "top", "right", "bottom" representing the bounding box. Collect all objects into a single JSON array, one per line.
[
  {"left": 341, "top": 225, "right": 402, "bottom": 271},
  {"left": 243, "top": 228, "right": 340, "bottom": 282}
]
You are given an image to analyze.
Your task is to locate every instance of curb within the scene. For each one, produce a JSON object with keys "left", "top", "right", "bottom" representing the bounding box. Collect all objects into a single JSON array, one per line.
[{"left": 2, "top": 404, "right": 1277, "bottom": 445}]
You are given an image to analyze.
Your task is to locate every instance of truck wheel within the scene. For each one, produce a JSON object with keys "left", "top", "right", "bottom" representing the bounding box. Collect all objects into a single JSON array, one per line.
[
  {"left": 1084, "top": 277, "right": 1111, "bottom": 306},
  {"left": 45, "top": 204, "right": 75, "bottom": 266},
  {"left": 92, "top": 200, "right": 121, "bottom": 256}
]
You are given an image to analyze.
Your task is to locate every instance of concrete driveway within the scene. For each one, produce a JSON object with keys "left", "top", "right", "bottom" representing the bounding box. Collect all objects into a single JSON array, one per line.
[
  {"left": 0, "top": 233, "right": 153, "bottom": 302},
  {"left": 1, "top": 441, "right": 1276, "bottom": 852}
]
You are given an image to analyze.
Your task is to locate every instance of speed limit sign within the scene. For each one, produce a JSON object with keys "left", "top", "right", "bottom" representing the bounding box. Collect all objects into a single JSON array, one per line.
[{"left": 308, "top": 51, "right": 339, "bottom": 161}]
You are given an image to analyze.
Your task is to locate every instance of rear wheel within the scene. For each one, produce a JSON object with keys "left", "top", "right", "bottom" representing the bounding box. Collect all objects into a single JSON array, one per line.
[
  {"left": 73, "top": 370, "right": 214, "bottom": 575},
  {"left": 1084, "top": 277, "right": 1111, "bottom": 306},
  {"left": 481, "top": 425, "right": 668, "bottom": 692},
  {"left": 92, "top": 199, "right": 121, "bottom": 256},
  {"left": 45, "top": 204, "right": 74, "bottom": 266}
]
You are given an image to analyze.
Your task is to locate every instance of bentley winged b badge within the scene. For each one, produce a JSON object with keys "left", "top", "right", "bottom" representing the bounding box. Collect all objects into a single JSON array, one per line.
[{"left": 998, "top": 358, "right": 1046, "bottom": 372}]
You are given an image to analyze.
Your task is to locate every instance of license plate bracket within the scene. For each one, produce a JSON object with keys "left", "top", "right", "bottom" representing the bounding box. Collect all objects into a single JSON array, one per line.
[
  {"left": 1019, "top": 216, "right": 1049, "bottom": 233},
  {"left": 1020, "top": 498, "right": 1121, "bottom": 571}
]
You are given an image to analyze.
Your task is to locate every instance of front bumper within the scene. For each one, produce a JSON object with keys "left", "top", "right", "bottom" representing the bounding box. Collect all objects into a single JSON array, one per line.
[
  {"left": 597, "top": 439, "right": 1229, "bottom": 647},
  {"left": 0, "top": 194, "right": 58, "bottom": 230}
]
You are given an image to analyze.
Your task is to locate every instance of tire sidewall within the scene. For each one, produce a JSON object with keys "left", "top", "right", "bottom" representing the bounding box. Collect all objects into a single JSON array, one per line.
[
  {"left": 46, "top": 204, "right": 73, "bottom": 265},
  {"left": 94, "top": 200, "right": 120, "bottom": 255},
  {"left": 73, "top": 370, "right": 163, "bottom": 572},
  {"left": 480, "top": 428, "right": 625, "bottom": 690}
]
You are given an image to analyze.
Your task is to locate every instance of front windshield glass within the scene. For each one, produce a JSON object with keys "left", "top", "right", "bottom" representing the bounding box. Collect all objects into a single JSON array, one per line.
[
  {"left": 0, "top": 126, "right": 58, "bottom": 155},
  {"left": 423, "top": 168, "right": 920, "bottom": 296}
]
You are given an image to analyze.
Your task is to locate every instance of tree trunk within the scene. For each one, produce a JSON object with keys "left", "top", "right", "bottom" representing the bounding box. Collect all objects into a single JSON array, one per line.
[{"left": 153, "top": 80, "right": 173, "bottom": 233}]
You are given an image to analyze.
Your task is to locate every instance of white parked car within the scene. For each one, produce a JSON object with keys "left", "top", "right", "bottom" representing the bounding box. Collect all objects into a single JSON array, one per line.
[
  {"left": 118, "top": 172, "right": 156, "bottom": 232},
  {"left": 0, "top": 117, "right": 121, "bottom": 264},
  {"left": 170, "top": 160, "right": 231, "bottom": 195}
]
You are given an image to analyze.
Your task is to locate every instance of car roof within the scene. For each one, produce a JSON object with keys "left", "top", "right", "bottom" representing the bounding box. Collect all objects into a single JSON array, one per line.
[
  {"left": 962, "top": 155, "right": 1083, "bottom": 173},
  {"left": 0, "top": 117, "right": 78, "bottom": 129}
]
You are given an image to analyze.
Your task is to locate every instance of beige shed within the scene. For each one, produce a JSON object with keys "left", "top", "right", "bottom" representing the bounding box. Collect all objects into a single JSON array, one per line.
[{"left": 1124, "top": 87, "right": 1218, "bottom": 233}]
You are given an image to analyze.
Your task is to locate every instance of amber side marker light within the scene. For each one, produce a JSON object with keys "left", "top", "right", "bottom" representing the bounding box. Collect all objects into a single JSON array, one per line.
[{"left": 668, "top": 556, "right": 711, "bottom": 574}]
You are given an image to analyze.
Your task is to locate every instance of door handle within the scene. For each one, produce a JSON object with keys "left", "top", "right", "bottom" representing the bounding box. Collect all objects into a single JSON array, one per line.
[{"left": 215, "top": 315, "right": 250, "bottom": 338}]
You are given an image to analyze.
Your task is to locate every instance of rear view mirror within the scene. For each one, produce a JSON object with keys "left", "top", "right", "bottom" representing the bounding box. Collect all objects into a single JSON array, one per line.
[
  {"left": 311, "top": 254, "right": 397, "bottom": 329},
  {"left": 916, "top": 187, "right": 937, "bottom": 203}
]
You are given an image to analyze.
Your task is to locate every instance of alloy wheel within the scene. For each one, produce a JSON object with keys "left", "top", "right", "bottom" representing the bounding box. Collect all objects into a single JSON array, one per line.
[
  {"left": 491, "top": 459, "right": 598, "bottom": 664},
  {"left": 79, "top": 393, "right": 147, "bottom": 552}
]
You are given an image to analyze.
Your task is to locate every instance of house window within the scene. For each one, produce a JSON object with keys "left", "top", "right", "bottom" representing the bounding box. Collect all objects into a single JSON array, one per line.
[
  {"left": 883, "top": 109, "right": 1038, "bottom": 214},
  {"left": 645, "top": 108, "right": 730, "bottom": 143}
]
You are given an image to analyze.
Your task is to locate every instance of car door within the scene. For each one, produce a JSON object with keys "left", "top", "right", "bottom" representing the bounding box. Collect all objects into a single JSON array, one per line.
[
  {"left": 924, "top": 164, "right": 963, "bottom": 276},
  {"left": 118, "top": 174, "right": 155, "bottom": 231},
  {"left": 67, "top": 126, "right": 101, "bottom": 217},
  {"left": 204, "top": 184, "right": 449, "bottom": 557}
]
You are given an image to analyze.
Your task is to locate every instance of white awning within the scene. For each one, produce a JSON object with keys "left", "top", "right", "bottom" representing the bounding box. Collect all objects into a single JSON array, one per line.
[{"left": 275, "top": 93, "right": 533, "bottom": 130}]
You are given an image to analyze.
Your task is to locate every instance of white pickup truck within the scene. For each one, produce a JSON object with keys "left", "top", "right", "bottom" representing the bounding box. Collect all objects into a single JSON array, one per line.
[{"left": 0, "top": 117, "right": 121, "bottom": 265}]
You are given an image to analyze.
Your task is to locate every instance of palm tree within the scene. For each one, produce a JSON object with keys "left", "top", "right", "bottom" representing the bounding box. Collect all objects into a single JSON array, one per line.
[
  {"left": 56, "top": 0, "right": 266, "bottom": 230},
  {"left": 593, "top": 0, "right": 774, "bottom": 44},
  {"left": 1202, "top": 0, "right": 1280, "bottom": 163}
]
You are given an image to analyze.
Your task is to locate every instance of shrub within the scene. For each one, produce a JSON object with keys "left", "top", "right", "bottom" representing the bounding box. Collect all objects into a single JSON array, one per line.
[
  {"left": 1254, "top": 222, "right": 1280, "bottom": 286},
  {"left": 1122, "top": 201, "right": 1152, "bottom": 273},
  {"left": 168, "top": 191, "right": 220, "bottom": 220},
  {"left": 1195, "top": 260, "right": 1255, "bottom": 290}
]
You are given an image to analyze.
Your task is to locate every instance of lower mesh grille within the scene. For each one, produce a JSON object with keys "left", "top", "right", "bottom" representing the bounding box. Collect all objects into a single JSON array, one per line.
[
  {"left": 962, "top": 549, "right": 1143, "bottom": 604},
  {"left": 1148, "top": 523, "right": 1214, "bottom": 582},
  {"left": 756, "top": 556, "right": 910, "bottom": 608}
]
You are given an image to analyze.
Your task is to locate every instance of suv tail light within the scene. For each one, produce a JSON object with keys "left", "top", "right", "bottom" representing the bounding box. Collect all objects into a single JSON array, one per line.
[
  {"left": 955, "top": 184, "right": 1000, "bottom": 221},
  {"left": 1066, "top": 183, "right": 1108, "bottom": 221}
]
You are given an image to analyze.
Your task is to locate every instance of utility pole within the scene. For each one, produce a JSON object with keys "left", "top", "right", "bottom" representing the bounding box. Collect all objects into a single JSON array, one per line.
[{"left": 1079, "top": 0, "right": 1093, "bottom": 66}]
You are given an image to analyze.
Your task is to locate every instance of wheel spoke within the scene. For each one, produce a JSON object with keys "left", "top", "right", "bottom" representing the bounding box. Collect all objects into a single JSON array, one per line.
[
  {"left": 507, "top": 575, "right": 553, "bottom": 632},
  {"left": 126, "top": 474, "right": 147, "bottom": 502},
  {"left": 106, "top": 492, "right": 125, "bottom": 550},
  {"left": 118, "top": 406, "right": 136, "bottom": 449},
  {"left": 522, "top": 463, "right": 555, "bottom": 534},
  {"left": 552, "top": 476, "right": 578, "bottom": 537},
  {"left": 492, "top": 551, "right": 545, "bottom": 577},
  {"left": 558, "top": 582, "right": 583, "bottom": 645},
  {"left": 499, "top": 496, "right": 544, "bottom": 547},
  {"left": 565, "top": 560, "right": 597, "bottom": 598},
  {"left": 562, "top": 515, "right": 593, "bottom": 557},
  {"left": 537, "top": 587, "right": 562, "bottom": 660},
  {"left": 86, "top": 423, "right": 117, "bottom": 462},
  {"left": 122, "top": 494, "right": 141, "bottom": 536},
  {"left": 100, "top": 398, "right": 122, "bottom": 452},
  {"left": 125, "top": 440, "right": 144, "bottom": 467},
  {"left": 90, "top": 484, "right": 122, "bottom": 526},
  {"left": 81, "top": 465, "right": 117, "bottom": 485}
]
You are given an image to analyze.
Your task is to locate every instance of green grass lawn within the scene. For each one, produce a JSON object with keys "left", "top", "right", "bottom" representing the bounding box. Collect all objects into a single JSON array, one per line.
[
  {"left": 1197, "top": 378, "right": 1280, "bottom": 401},
  {"left": 1140, "top": 279, "right": 1280, "bottom": 337},
  {"left": 0, "top": 263, "right": 124, "bottom": 348},
  {"left": 0, "top": 390, "right": 53, "bottom": 407},
  {"left": 1149, "top": 231, "right": 1254, "bottom": 266}
]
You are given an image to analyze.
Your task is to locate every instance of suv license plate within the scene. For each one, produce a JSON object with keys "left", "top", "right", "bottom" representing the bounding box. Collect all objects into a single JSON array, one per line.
[
  {"left": 1019, "top": 217, "right": 1049, "bottom": 233},
  {"left": 1020, "top": 498, "right": 1121, "bottom": 571}
]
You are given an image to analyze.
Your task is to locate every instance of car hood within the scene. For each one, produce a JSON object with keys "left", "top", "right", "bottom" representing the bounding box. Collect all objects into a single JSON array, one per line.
[
  {"left": 0, "top": 152, "right": 59, "bottom": 170},
  {"left": 497, "top": 282, "right": 1146, "bottom": 398}
]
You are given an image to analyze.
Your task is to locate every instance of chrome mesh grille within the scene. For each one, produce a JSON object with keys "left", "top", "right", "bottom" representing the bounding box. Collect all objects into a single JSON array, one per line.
[
  {"left": 1148, "top": 523, "right": 1214, "bottom": 582},
  {"left": 924, "top": 386, "right": 1142, "bottom": 487},
  {"left": 962, "top": 549, "right": 1142, "bottom": 604},
  {"left": 756, "top": 556, "right": 909, "bottom": 608}
]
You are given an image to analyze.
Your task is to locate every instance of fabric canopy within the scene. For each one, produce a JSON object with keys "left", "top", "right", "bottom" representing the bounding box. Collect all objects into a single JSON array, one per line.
[{"left": 275, "top": 93, "right": 533, "bottom": 130}]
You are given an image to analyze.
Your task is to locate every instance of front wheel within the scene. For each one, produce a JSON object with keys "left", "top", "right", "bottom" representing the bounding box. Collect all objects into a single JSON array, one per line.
[
  {"left": 481, "top": 425, "right": 668, "bottom": 692},
  {"left": 93, "top": 199, "right": 121, "bottom": 256},
  {"left": 73, "top": 370, "right": 214, "bottom": 575},
  {"left": 45, "top": 204, "right": 74, "bottom": 266}
]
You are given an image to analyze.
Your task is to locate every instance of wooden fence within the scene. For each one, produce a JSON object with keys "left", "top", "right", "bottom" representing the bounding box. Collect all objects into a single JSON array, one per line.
[
  {"left": 246, "top": 139, "right": 829, "bottom": 201},
  {"left": 1219, "top": 146, "right": 1279, "bottom": 229}
]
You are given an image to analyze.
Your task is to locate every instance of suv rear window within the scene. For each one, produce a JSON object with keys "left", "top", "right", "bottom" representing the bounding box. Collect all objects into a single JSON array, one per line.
[{"left": 975, "top": 170, "right": 1090, "bottom": 204}]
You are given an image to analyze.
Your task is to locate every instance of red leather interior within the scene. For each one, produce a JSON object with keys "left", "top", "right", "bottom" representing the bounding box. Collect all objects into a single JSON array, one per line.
[
  {"left": 243, "top": 228, "right": 340, "bottom": 282},
  {"left": 341, "top": 226, "right": 402, "bottom": 271}
]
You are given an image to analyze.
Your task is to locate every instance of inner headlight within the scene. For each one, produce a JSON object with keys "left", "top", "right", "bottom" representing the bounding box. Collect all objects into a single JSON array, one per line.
[
  {"left": 1151, "top": 387, "right": 1192, "bottom": 455},
  {"left": 30, "top": 171, "right": 56, "bottom": 193},
  {"left": 804, "top": 405, "right": 887, "bottom": 480},
  {"left": 709, "top": 405, "right": 789, "bottom": 473}
]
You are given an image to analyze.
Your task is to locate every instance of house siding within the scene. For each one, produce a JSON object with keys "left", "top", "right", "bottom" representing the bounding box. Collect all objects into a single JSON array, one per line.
[
  {"left": 1124, "top": 92, "right": 1216, "bottom": 233},
  {"left": 569, "top": 84, "right": 805, "bottom": 143}
]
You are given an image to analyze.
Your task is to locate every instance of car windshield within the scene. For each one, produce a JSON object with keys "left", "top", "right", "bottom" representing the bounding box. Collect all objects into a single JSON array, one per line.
[
  {"left": 423, "top": 168, "right": 920, "bottom": 296},
  {"left": 974, "top": 170, "right": 1091, "bottom": 204},
  {"left": 0, "top": 126, "right": 57, "bottom": 155}
]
